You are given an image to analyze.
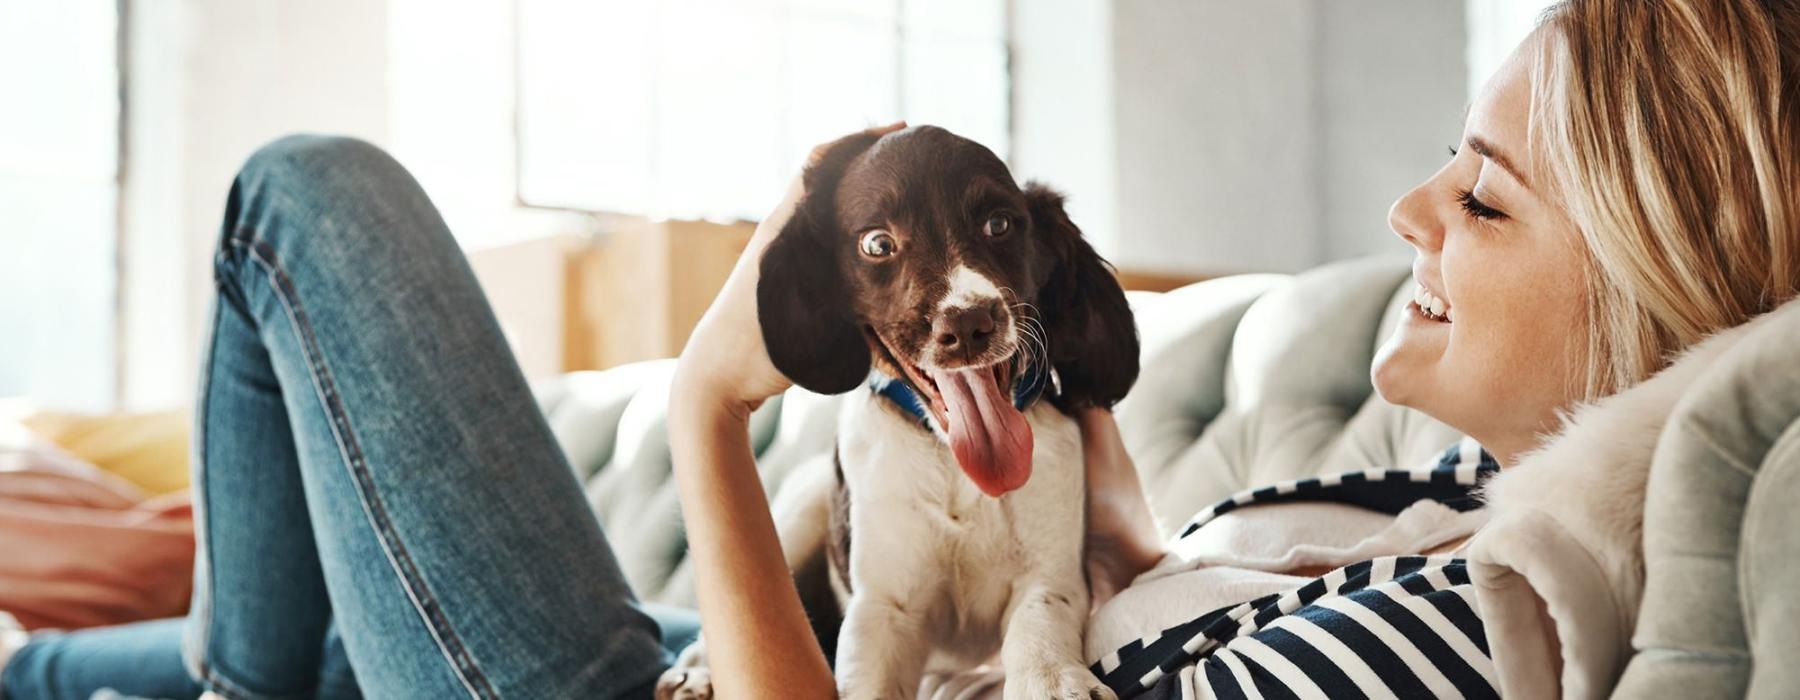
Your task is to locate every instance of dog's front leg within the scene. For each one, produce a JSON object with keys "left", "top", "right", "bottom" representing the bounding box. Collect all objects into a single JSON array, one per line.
[
  {"left": 836, "top": 592, "right": 931, "bottom": 700},
  {"left": 1000, "top": 580, "right": 1116, "bottom": 700}
]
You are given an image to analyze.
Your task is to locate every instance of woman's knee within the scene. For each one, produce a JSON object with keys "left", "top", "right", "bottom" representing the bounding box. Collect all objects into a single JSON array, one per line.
[
  {"left": 220, "top": 134, "right": 456, "bottom": 276},
  {"left": 237, "top": 135, "right": 411, "bottom": 201}
]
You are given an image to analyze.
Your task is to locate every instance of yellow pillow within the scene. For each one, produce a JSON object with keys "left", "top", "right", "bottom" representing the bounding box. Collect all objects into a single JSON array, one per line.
[{"left": 22, "top": 409, "right": 192, "bottom": 496}]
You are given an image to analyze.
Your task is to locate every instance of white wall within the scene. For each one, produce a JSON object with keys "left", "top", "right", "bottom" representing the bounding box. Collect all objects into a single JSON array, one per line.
[
  {"left": 1010, "top": 0, "right": 1118, "bottom": 257},
  {"left": 1013, "top": 0, "right": 1470, "bottom": 274},
  {"left": 1467, "top": 0, "right": 1560, "bottom": 93},
  {"left": 1112, "top": 0, "right": 1321, "bottom": 274},
  {"left": 1320, "top": 0, "right": 1469, "bottom": 261}
]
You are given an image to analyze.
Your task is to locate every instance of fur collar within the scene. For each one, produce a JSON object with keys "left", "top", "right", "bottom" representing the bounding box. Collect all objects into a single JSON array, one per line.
[{"left": 1478, "top": 309, "right": 1778, "bottom": 631}]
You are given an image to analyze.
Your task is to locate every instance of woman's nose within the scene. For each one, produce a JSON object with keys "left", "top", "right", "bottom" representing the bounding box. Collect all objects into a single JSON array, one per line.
[{"left": 1388, "top": 182, "right": 1444, "bottom": 253}]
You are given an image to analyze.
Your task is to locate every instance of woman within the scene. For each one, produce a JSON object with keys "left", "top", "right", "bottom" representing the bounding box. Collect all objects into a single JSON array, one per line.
[{"left": 4, "top": 0, "right": 1795, "bottom": 697}]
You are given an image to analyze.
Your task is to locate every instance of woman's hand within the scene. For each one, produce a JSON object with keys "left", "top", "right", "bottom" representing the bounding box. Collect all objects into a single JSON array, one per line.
[
  {"left": 1078, "top": 408, "right": 1167, "bottom": 610},
  {"left": 672, "top": 122, "right": 908, "bottom": 419}
]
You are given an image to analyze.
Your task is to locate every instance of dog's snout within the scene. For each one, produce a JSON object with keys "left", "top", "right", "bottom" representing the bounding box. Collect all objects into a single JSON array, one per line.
[{"left": 934, "top": 302, "right": 1000, "bottom": 357}]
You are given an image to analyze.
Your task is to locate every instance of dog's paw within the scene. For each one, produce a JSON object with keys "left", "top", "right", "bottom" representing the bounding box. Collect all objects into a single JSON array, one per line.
[
  {"left": 654, "top": 666, "right": 714, "bottom": 700},
  {"left": 1005, "top": 665, "right": 1117, "bottom": 700}
]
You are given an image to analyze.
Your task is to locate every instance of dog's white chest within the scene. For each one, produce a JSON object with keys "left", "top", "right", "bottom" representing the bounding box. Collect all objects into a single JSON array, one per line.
[{"left": 834, "top": 395, "right": 1087, "bottom": 667}]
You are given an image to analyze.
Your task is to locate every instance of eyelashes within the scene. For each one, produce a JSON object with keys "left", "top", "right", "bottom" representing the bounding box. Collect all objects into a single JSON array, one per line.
[
  {"left": 1456, "top": 188, "right": 1508, "bottom": 222},
  {"left": 1447, "top": 144, "right": 1508, "bottom": 222}
]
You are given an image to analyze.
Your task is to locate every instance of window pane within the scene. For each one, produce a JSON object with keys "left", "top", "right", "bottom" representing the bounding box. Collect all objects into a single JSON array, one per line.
[
  {"left": 0, "top": 0, "right": 118, "bottom": 410},
  {"left": 1466, "top": 0, "right": 1558, "bottom": 95},
  {"left": 784, "top": 0, "right": 896, "bottom": 24},
  {"left": 513, "top": 0, "right": 1008, "bottom": 219},
  {"left": 904, "top": 0, "right": 1003, "bottom": 42},
  {"left": 652, "top": 0, "right": 782, "bottom": 221},
  {"left": 781, "top": 14, "right": 899, "bottom": 178},
  {"left": 902, "top": 35, "right": 1010, "bottom": 159},
  {"left": 517, "top": 0, "right": 657, "bottom": 213}
]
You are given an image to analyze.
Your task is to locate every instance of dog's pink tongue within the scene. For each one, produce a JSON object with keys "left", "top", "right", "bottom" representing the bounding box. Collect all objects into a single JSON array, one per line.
[{"left": 931, "top": 367, "right": 1033, "bottom": 497}]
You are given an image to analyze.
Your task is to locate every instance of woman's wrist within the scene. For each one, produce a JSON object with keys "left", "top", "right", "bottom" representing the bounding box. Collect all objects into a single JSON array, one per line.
[{"left": 669, "top": 368, "right": 754, "bottom": 430}]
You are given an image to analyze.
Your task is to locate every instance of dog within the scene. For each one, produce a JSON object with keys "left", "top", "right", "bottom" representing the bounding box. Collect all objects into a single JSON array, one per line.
[{"left": 657, "top": 126, "right": 1139, "bottom": 700}]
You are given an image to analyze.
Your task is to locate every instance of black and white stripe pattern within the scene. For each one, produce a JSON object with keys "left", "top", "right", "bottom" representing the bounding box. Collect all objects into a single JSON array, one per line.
[
  {"left": 1094, "top": 440, "right": 1501, "bottom": 699},
  {"left": 1174, "top": 438, "right": 1496, "bottom": 539}
]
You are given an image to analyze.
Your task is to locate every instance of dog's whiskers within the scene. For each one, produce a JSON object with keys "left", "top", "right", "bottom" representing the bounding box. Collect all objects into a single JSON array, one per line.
[
  {"left": 1011, "top": 314, "right": 1049, "bottom": 381},
  {"left": 993, "top": 287, "right": 1051, "bottom": 382}
]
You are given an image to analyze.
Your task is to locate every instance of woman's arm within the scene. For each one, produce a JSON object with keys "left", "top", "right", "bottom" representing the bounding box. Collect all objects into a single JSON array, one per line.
[
  {"left": 666, "top": 388, "right": 834, "bottom": 698},
  {"left": 667, "top": 125, "right": 904, "bottom": 699},
  {"left": 1078, "top": 408, "right": 1166, "bottom": 608}
]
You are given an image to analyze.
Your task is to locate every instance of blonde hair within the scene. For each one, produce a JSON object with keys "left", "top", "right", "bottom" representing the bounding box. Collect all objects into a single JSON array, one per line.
[{"left": 1533, "top": 0, "right": 1800, "bottom": 399}]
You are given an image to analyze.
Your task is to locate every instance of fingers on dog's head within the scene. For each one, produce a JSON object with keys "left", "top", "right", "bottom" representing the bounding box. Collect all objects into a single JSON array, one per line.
[
  {"left": 756, "top": 132, "right": 885, "bottom": 394},
  {"left": 1025, "top": 183, "right": 1140, "bottom": 410}
]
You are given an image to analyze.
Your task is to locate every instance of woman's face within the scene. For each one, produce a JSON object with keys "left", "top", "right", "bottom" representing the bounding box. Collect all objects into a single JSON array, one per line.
[{"left": 1373, "top": 33, "right": 1588, "bottom": 465}]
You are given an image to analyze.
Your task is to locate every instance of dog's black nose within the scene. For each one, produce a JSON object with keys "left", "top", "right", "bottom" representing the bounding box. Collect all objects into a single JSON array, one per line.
[{"left": 934, "top": 303, "right": 1000, "bottom": 359}]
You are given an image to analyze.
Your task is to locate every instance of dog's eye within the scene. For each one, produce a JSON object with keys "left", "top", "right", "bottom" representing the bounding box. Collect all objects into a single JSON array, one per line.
[
  {"left": 984, "top": 214, "right": 1012, "bottom": 238},
  {"left": 860, "top": 230, "right": 898, "bottom": 258}
]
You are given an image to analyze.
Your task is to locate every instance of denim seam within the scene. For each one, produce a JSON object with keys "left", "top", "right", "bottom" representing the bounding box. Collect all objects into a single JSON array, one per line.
[
  {"left": 188, "top": 271, "right": 325, "bottom": 700},
  {"left": 229, "top": 230, "right": 497, "bottom": 699}
]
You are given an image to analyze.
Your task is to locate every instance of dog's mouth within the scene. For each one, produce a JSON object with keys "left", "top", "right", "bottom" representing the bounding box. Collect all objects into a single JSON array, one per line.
[{"left": 867, "top": 329, "right": 1034, "bottom": 498}]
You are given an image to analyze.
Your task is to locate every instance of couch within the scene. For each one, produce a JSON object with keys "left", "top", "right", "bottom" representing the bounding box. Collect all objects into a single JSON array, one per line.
[{"left": 534, "top": 255, "right": 1798, "bottom": 697}]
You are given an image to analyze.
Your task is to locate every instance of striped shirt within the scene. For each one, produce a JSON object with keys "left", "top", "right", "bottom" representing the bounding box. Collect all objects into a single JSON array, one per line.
[{"left": 1092, "top": 441, "right": 1502, "bottom": 699}]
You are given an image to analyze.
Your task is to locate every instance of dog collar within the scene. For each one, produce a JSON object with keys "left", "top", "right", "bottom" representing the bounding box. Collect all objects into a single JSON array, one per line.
[{"left": 867, "top": 360, "right": 1053, "bottom": 430}]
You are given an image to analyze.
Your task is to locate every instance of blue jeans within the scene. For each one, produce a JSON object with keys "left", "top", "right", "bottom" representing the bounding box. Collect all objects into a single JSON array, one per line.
[{"left": 3, "top": 136, "right": 694, "bottom": 699}]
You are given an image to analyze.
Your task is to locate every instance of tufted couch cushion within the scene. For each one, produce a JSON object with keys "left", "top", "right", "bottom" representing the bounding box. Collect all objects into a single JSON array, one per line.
[{"left": 535, "top": 255, "right": 1464, "bottom": 606}]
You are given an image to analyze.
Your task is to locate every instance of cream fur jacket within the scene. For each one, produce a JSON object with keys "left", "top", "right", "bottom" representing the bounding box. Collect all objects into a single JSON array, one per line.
[{"left": 1470, "top": 311, "right": 1778, "bottom": 699}]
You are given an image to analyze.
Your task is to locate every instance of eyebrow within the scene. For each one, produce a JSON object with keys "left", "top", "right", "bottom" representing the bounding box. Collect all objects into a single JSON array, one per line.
[{"left": 1465, "top": 135, "right": 1531, "bottom": 189}]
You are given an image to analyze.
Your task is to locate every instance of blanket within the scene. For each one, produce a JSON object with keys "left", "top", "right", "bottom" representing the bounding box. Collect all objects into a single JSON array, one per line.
[{"left": 0, "top": 419, "right": 194, "bottom": 630}]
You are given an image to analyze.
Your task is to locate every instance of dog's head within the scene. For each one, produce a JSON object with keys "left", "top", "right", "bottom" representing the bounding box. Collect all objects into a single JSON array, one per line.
[{"left": 757, "top": 125, "right": 1139, "bottom": 496}]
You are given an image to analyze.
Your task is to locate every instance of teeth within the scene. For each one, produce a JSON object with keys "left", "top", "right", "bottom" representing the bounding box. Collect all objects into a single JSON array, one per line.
[{"left": 1413, "top": 283, "right": 1452, "bottom": 321}]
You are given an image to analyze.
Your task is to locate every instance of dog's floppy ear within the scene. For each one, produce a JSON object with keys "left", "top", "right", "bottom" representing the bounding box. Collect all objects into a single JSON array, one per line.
[
  {"left": 1025, "top": 183, "right": 1140, "bottom": 410},
  {"left": 756, "top": 132, "right": 884, "bottom": 394}
]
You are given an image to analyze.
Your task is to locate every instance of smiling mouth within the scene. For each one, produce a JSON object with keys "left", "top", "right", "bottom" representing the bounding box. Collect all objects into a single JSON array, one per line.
[{"left": 1411, "top": 283, "right": 1453, "bottom": 323}]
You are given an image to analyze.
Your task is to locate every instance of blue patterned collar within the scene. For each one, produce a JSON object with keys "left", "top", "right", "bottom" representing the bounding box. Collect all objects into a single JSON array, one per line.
[{"left": 868, "top": 361, "right": 1053, "bottom": 430}]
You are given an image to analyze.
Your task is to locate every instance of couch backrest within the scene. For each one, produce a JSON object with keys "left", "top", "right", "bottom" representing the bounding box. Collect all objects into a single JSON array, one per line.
[
  {"left": 1117, "top": 255, "right": 1462, "bottom": 527},
  {"left": 539, "top": 255, "right": 1462, "bottom": 606},
  {"left": 1609, "top": 296, "right": 1800, "bottom": 699}
]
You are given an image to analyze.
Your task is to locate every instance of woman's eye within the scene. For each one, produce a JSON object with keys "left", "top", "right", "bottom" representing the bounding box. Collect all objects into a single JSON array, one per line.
[
  {"left": 860, "top": 230, "right": 898, "bottom": 258},
  {"left": 984, "top": 214, "right": 1012, "bottom": 237},
  {"left": 1457, "top": 189, "right": 1508, "bottom": 222}
]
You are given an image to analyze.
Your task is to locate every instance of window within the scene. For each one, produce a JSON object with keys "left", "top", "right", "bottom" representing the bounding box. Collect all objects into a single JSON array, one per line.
[
  {"left": 1467, "top": 0, "right": 1559, "bottom": 95},
  {"left": 515, "top": 0, "right": 1010, "bottom": 222},
  {"left": 0, "top": 1, "right": 120, "bottom": 410}
]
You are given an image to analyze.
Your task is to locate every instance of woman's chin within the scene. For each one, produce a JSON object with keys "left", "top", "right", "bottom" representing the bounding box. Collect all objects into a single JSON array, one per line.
[{"left": 1371, "top": 340, "right": 1436, "bottom": 409}]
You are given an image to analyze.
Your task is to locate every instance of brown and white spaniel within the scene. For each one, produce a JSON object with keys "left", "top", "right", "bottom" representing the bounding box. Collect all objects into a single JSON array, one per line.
[{"left": 660, "top": 125, "right": 1138, "bottom": 700}]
